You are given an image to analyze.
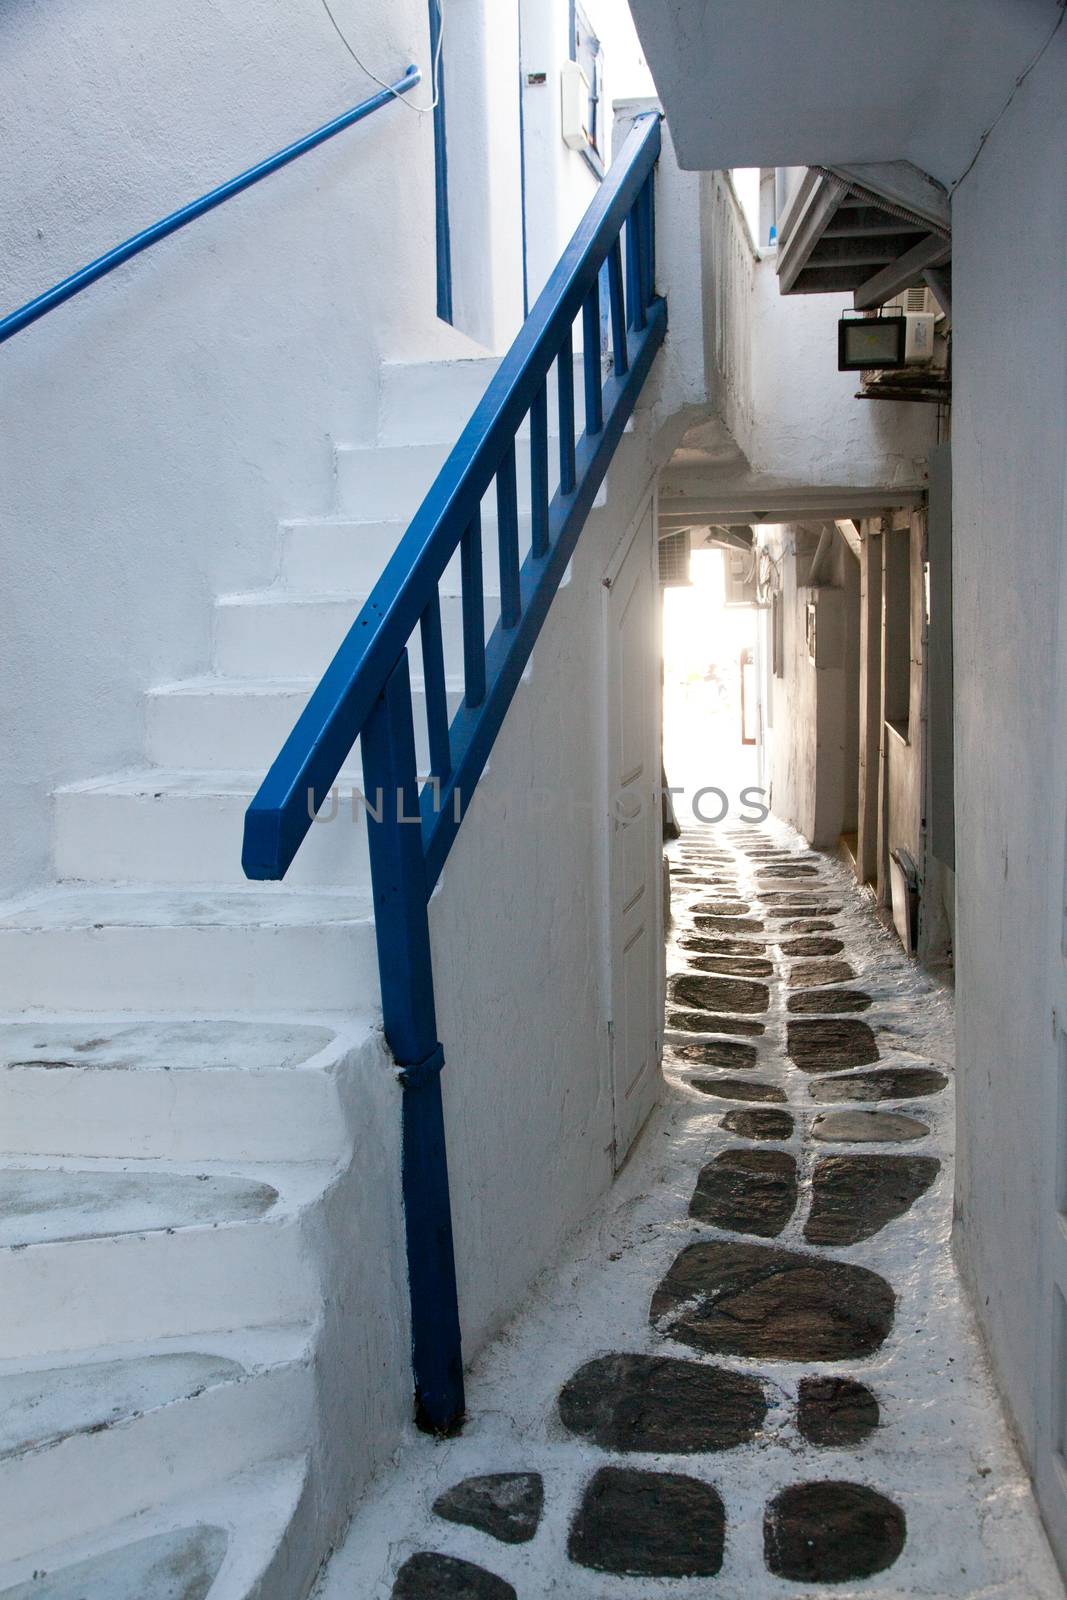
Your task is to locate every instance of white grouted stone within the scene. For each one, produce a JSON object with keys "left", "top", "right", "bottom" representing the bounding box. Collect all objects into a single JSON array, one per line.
[{"left": 811, "top": 1109, "right": 930, "bottom": 1143}]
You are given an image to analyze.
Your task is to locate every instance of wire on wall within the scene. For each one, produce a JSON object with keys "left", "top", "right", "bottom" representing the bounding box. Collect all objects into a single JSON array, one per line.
[{"left": 319, "top": 0, "right": 445, "bottom": 112}]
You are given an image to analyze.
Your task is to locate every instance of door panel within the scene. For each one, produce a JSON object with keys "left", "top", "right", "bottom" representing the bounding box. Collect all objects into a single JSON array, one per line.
[{"left": 605, "top": 501, "right": 661, "bottom": 1167}]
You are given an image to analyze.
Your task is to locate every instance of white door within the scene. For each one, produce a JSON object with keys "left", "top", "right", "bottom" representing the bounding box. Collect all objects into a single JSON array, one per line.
[
  {"left": 604, "top": 499, "right": 662, "bottom": 1169},
  {"left": 1035, "top": 455, "right": 1067, "bottom": 1554}
]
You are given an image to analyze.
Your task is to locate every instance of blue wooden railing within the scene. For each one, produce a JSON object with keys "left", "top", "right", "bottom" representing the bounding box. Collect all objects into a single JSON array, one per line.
[
  {"left": 0, "top": 66, "right": 421, "bottom": 347},
  {"left": 243, "top": 111, "right": 666, "bottom": 1433}
]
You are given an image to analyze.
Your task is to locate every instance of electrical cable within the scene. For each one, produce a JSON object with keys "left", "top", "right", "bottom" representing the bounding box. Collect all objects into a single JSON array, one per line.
[{"left": 319, "top": 0, "right": 445, "bottom": 113}]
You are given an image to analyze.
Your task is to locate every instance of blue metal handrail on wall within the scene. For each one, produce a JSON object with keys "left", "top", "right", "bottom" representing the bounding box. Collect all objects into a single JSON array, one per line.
[
  {"left": 243, "top": 112, "right": 667, "bottom": 1434},
  {"left": 0, "top": 66, "right": 422, "bottom": 346}
]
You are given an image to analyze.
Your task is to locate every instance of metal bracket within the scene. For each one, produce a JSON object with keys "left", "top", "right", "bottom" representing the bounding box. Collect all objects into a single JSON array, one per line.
[{"left": 397, "top": 1043, "right": 446, "bottom": 1090}]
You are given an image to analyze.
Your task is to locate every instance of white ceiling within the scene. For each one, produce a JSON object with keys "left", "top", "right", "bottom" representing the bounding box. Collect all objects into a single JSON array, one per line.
[{"left": 627, "top": 0, "right": 1063, "bottom": 187}]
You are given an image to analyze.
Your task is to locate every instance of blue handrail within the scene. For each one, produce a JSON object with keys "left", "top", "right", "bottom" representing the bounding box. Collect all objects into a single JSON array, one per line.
[
  {"left": 243, "top": 111, "right": 666, "bottom": 1434},
  {"left": 0, "top": 65, "right": 421, "bottom": 347}
]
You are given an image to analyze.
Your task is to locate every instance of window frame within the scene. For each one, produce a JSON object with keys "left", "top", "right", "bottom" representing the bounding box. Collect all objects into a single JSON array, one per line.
[{"left": 570, "top": 1, "right": 605, "bottom": 179}]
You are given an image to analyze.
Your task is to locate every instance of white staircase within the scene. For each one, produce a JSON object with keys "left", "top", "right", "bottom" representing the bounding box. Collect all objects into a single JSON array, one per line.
[{"left": 0, "top": 354, "right": 520, "bottom": 1600}]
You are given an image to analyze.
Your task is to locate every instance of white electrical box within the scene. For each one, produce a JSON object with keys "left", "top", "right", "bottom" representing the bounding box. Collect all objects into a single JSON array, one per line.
[
  {"left": 886, "top": 287, "right": 938, "bottom": 366},
  {"left": 561, "top": 59, "right": 592, "bottom": 151}
]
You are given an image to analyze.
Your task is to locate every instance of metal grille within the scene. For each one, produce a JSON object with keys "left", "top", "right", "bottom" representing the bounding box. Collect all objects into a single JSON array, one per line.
[{"left": 658, "top": 529, "right": 691, "bottom": 586}]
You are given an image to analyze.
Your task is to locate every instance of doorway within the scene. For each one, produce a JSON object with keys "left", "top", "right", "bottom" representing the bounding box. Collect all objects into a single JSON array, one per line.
[
  {"left": 604, "top": 500, "right": 661, "bottom": 1169},
  {"left": 661, "top": 544, "right": 762, "bottom": 832}
]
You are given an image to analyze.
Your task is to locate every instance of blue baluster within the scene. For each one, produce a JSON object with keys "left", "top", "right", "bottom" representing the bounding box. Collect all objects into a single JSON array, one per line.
[
  {"left": 419, "top": 590, "right": 452, "bottom": 782},
  {"left": 497, "top": 441, "right": 521, "bottom": 627},
  {"left": 607, "top": 236, "right": 629, "bottom": 377},
  {"left": 640, "top": 174, "right": 654, "bottom": 314},
  {"left": 558, "top": 328, "right": 577, "bottom": 495},
  {"left": 582, "top": 281, "right": 603, "bottom": 436},
  {"left": 627, "top": 198, "right": 647, "bottom": 332},
  {"left": 530, "top": 382, "right": 550, "bottom": 558},
  {"left": 460, "top": 513, "right": 486, "bottom": 709}
]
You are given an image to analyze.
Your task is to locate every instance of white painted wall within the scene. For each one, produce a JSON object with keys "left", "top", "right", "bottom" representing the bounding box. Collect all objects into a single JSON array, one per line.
[
  {"left": 628, "top": 0, "right": 1063, "bottom": 188},
  {"left": 520, "top": 0, "right": 653, "bottom": 307},
  {"left": 442, "top": 0, "right": 525, "bottom": 349},
  {"left": 950, "top": 22, "right": 1067, "bottom": 1562},
  {"left": 747, "top": 260, "right": 935, "bottom": 492}
]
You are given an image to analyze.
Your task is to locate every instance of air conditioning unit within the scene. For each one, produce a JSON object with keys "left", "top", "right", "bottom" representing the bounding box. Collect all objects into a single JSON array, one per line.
[
  {"left": 859, "top": 284, "right": 949, "bottom": 394},
  {"left": 885, "top": 287, "right": 938, "bottom": 365},
  {"left": 658, "top": 529, "right": 691, "bottom": 587},
  {"left": 724, "top": 548, "right": 757, "bottom": 607}
]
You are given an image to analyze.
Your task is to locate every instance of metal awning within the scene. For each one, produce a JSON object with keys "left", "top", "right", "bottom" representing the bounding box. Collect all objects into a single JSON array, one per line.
[{"left": 776, "top": 162, "right": 951, "bottom": 312}]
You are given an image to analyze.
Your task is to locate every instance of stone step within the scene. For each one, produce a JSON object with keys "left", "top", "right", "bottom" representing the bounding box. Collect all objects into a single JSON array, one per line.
[
  {"left": 0, "top": 1328, "right": 311, "bottom": 1569},
  {"left": 54, "top": 768, "right": 376, "bottom": 889},
  {"left": 378, "top": 351, "right": 593, "bottom": 446},
  {"left": 145, "top": 674, "right": 460, "bottom": 772},
  {"left": 0, "top": 1018, "right": 387, "bottom": 1162},
  {"left": 335, "top": 437, "right": 567, "bottom": 523},
  {"left": 0, "top": 886, "right": 379, "bottom": 1012},
  {"left": 0, "top": 1454, "right": 313, "bottom": 1600},
  {"left": 0, "top": 1159, "right": 330, "bottom": 1359},
  {"left": 213, "top": 589, "right": 500, "bottom": 681},
  {"left": 277, "top": 514, "right": 510, "bottom": 596}
]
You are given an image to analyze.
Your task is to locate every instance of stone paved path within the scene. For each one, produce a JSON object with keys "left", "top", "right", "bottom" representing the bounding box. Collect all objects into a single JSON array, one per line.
[{"left": 318, "top": 825, "right": 1063, "bottom": 1599}]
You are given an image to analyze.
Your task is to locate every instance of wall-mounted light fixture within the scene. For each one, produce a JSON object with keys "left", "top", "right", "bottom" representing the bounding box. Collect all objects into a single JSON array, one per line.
[{"left": 838, "top": 311, "right": 907, "bottom": 372}]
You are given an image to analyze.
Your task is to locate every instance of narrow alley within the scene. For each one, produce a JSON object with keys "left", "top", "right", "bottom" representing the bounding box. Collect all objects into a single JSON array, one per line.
[
  {"left": 320, "top": 826, "right": 1060, "bottom": 1598},
  {"left": 4, "top": 4, "right": 1067, "bottom": 1594}
]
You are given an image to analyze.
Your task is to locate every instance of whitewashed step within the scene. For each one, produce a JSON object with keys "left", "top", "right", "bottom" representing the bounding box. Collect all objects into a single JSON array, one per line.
[
  {"left": 378, "top": 351, "right": 593, "bottom": 445},
  {"left": 0, "top": 886, "right": 378, "bottom": 1012},
  {"left": 146, "top": 676, "right": 461, "bottom": 773},
  {"left": 55, "top": 769, "right": 375, "bottom": 889},
  {"left": 0, "top": 1018, "right": 386, "bottom": 1162},
  {"left": 0, "top": 1454, "right": 312, "bottom": 1600},
  {"left": 277, "top": 513, "right": 510, "bottom": 595},
  {"left": 335, "top": 436, "right": 561, "bottom": 521},
  {"left": 0, "top": 1328, "right": 311, "bottom": 1569},
  {"left": 0, "top": 1158, "right": 330, "bottom": 1358},
  {"left": 213, "top": 590, "right": 500, "bottom": 681}
]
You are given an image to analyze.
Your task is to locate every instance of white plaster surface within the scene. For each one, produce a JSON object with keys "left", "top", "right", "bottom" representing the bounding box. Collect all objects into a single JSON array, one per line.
[
  {"left": 317, "top": 830, "right": 1062, "bottom": 1598},
  {"left": 627, "top": 0, "right": 1064, "bottom": 186},
  {"left": 0, "top": 1525, "right": 229, "bottom": 1600},
  {"left": 0, "top": 1455, "right": 308, "bottom": 1600},
  {"left": 949, "top": 20, "right": 1067, "bottom": 1562},
  {"left": 0, "top": 1166, "right": 279, "bottom": 1248}
]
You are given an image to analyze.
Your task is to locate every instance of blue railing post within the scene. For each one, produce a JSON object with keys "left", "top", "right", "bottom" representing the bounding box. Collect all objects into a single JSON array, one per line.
[{"left": 361, "top": 649, "right": 465, "bottom": 1434}]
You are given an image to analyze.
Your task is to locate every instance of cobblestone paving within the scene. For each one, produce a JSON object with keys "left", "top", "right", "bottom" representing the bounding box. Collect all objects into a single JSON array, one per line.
[{"left": 318, "top": 825, "right": 1063, "bottom": 1599}]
